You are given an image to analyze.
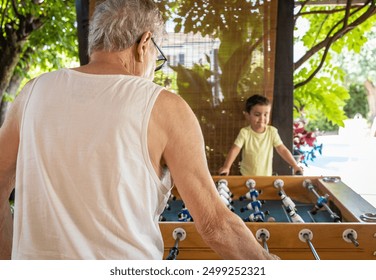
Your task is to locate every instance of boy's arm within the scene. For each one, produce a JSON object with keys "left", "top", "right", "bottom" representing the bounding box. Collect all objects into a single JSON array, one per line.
[
  {"left": 275, "top": 144, "right": 303, "bottom": 174},
  {"left": 218, "top": 144, "right": 241, "bottom": 175}
]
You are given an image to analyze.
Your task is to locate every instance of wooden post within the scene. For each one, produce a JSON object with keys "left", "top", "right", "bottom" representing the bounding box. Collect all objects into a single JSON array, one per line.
[
  {"left": 272, "top": 0, "right": 294, "bottom": 175},
  {"left": 75, "top": 0, "right": 90, "bottom": 65}
]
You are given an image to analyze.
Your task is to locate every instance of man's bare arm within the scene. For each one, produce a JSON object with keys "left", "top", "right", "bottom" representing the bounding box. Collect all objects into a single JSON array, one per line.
[
  {"left": 0, "top": 83, "right": 29, "bottom": 259},
  {"left": 151, "top": 91, "right": 276, "bottom": 259}
]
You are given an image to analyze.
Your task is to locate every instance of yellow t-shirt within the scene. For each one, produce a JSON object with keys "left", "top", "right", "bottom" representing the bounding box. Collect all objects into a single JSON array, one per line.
[{"left": 234, "top": 125, "right": 283, "bottom": 176}]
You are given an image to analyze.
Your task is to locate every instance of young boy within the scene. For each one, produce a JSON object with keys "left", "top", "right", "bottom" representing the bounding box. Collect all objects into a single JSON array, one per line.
[{"left": 218, "top": 94, "right": 303, "bottom": 176}]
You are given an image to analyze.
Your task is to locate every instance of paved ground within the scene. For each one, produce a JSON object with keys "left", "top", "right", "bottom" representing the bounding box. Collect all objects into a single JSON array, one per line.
[{"left": 304, "top": 133, "right": 376, "bottom": 208}]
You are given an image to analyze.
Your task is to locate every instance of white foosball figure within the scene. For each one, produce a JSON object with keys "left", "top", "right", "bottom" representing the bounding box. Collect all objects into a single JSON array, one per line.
[
  {"left": 217, "top": 179, "right": 234, "bottom": 197},
  {"left": 287, "top": 207, "right": 305, "bottom": 223},
  {"left": 273, "top": 178, "right": 304, "bottom": 222},
  {"left": 278, "top": 191, "right": 296, "bottom": 211},
  {"left": 216, "top": 179, "right": 235, "bottom": 211}
]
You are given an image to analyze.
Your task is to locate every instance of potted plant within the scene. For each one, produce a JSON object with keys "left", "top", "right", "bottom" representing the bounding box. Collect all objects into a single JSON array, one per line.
[{"left": 293, "top": 119, "right": 323, "bottom": 167}]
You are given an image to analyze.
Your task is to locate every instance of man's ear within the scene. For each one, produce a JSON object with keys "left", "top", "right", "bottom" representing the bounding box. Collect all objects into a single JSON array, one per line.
[{"left": 136, "top": 32, "right": 152, "bottom": 62}]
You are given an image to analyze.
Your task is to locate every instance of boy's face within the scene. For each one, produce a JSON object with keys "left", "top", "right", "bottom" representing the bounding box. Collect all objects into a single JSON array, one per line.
[{"left": 244, "top": 104, "right": 271, "bottom": 133}]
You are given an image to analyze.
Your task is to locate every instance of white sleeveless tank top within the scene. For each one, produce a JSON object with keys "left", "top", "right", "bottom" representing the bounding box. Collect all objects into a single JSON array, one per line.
[{"left": 12, "top": 69, "right": 172, "bottom": 259}]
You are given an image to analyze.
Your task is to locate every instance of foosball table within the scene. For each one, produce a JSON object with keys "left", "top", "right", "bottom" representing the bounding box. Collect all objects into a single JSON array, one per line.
[{"left": 159, "top": 176, "right": 376, "bottom": 260}]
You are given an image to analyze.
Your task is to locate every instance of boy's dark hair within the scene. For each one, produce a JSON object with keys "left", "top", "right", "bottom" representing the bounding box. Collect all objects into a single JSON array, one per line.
[{"left": 244, "top": 94, "right": 270, "bottom": 113}]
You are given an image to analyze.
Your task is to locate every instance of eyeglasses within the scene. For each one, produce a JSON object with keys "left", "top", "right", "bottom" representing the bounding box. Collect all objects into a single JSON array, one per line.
[{"left": 151, "top": 37, "right": 167, "bottom": 72}]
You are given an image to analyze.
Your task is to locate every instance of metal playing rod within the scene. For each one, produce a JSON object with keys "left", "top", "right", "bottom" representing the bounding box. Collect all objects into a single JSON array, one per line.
[
  {"left": 306, "top": 237, "right": 320, "bottom": 260},
  {"left": 321, "top": 199, "right": 340, "bottom": 221},
  {"left": 303, "top": 179, "right": 341, "bottom": 222},
  {"left": 343, "top": 229, "right": 360, "bottom": 247},
  {"left": 299, "top": 229, "right": 320, "bottom": 260},
  {"left": 241, "top": 179, "right": 266, "bottom": 222},
  {"left": 346, "top": 232, "right": 359, "bottom": 247},
  {"left": 274, "top": 179, "right": 304, "bottom": 223},
  {"left": 256, "top": 229, "right": 270, "bottom": 253},
  {"left": 261, "top": 234, "right": 269, "bottom": 252},
  {"left": 166, "top": 228, "right": 186, "bottom": 260}
]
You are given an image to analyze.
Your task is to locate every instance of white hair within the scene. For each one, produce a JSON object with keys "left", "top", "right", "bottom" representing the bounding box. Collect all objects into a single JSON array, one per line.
[{"left": 88, "top": 0, "right": 165, "bottom": 55}]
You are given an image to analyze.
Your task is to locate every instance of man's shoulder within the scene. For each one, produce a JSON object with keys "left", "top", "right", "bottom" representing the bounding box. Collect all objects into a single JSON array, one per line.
[
  {"left": 156, "top": 90, "right": 187, "bottom": 108},
  {"left": 153, "top": 90, "right": 197, "bottom": 131}
]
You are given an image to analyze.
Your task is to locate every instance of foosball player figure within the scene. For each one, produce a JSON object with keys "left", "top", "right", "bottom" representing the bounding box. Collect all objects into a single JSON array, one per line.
[
  {"left": 178, "top": 207, "right": 193, "bottom": 222},
  {"left": 243, "top": 210, "right": 270, "bottom": 222}
]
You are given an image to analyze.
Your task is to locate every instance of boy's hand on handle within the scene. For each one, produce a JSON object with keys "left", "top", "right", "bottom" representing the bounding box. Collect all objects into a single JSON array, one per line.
[
  {"left": 218, "top": 167, "right": 230, "bottom": 176},
  {"left": 294, "top": 165, "right": 304, "bottom": 175}
]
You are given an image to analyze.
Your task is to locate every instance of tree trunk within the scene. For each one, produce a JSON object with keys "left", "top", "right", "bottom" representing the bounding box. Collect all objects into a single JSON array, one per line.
[
  {"left": 0, "top": 72, "right": 24, "bottom": 125},
  {"left": 0, "top": 8, "right": 43, "bottom": 121},
  {"left": 0, "top": 40, "right": 24, "bottom": 105}
]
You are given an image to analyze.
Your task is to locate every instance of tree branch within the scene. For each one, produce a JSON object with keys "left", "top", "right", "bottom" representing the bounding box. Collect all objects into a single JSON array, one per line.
[
  {"left": 294, "top": 0, "right": 309, "bottom": 26},
  {"left": 294, "top": 35, "right": 334, "bottom": 89},
  {"left": 294, "top": 1, "right": 376, "bottom": 89},
  {"left": 297, "top": 7, "right": 349, "bottom": 17},
  {"left": 11, "top": 0, "right": 21, "bottom": 18},
  {"left": 294, "top": 0, "right": 376, "bottom": 71},
  {"left": 1, "top": 0, "right": 9, "bottom": 29},
  {"left": 343, "top": 0, "right": 352, "bottom": 28}
]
